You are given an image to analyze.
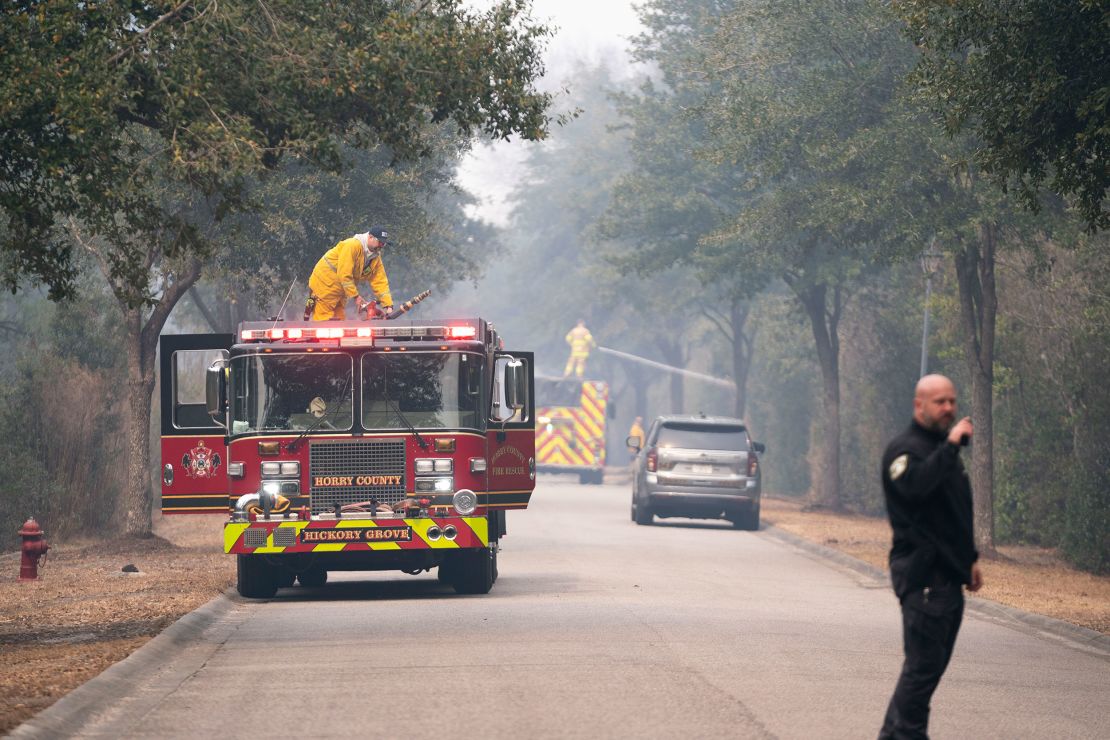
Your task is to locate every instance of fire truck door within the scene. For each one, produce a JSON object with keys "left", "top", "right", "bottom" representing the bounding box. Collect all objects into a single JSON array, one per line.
[
  {"left": 487, "top": 351, "right": 536, "bottom": 509},
  {"left": 159, "top": 334, "right": 234, "bottom": 514}
]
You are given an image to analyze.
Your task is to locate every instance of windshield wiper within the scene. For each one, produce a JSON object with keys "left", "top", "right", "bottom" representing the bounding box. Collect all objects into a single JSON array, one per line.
[
  {"left": 289, "top": 372, "right": 351, "bottom": 452},
  {"left": 383, "top": 393, "right": 429, "bottom": 450}
]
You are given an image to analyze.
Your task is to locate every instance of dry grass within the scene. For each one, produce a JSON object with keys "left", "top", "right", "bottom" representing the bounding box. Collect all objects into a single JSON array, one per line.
[
  {"left": 0, "top": 514, "right": 232, "bottom": 734},
  {"left": 762, "top": 496, "right": 1110, "bottom": 634},
  {"left": 2, "top": 501, "right": 1107, "bottom": 735}
]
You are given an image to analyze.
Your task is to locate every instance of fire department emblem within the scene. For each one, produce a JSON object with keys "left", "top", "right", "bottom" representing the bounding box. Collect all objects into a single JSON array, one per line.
[{"left": 182, "top": 440, "right": 222, "bottom": 479}]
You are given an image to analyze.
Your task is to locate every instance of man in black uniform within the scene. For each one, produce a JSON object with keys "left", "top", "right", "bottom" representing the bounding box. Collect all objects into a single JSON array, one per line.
[{"left": 879, "top": 374, "right": 983, "bottom": 740}]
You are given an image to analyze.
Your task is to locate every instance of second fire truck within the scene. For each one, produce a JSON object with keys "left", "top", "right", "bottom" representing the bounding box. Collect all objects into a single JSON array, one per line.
[{"left": 159, "top": 316, "right": 535, "bottom": 598}]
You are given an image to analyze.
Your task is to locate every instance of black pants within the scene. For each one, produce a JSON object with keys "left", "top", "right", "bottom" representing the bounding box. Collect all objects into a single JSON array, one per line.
[{"left": 879, "top": 582, "right": 965, "bottom": 740}]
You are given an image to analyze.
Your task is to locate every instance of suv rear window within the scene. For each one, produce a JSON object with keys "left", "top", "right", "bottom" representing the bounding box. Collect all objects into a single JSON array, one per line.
[{"left": 656, "top": 423, "right": 749, "bottom": 451}]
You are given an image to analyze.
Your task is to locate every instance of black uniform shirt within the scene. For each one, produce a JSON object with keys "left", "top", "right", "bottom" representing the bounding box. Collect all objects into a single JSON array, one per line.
[{"left": 881, "top": 419, "right": 978, "bottom": 598}]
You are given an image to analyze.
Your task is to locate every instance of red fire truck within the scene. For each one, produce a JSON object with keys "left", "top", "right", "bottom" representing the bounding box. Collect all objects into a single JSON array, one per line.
[{"left": 159, "top": 317, "right": 535, "bottom": 598}]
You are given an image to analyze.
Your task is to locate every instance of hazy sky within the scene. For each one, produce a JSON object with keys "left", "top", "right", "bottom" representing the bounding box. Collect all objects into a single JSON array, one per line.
[{"left": 457, "top": 0, "right": 644, "bottom": 226}]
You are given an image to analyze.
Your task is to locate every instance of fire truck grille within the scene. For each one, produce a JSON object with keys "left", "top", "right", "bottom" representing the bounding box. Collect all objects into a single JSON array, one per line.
[{"left": 309, "top": 439, "right": 407, "bottom": 515}]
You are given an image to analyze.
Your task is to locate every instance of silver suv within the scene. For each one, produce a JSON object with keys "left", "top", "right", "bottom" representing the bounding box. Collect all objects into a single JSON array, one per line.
[{"left": 629, "top": 415, "right": 765, "bottom": 530}]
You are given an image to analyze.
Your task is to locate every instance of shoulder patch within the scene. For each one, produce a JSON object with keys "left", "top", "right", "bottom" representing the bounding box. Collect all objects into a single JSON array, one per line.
[{"left": 889, "top": 454, "right": 909, "bottom": 481}]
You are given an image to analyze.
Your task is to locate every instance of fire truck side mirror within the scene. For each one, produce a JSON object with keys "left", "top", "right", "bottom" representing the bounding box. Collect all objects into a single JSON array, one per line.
[
  {"left": 503, "top": 359, "right": 527, "bottom": 412},
  {"left": 206, "top": 360, "right": 229, "bottom": 427}
]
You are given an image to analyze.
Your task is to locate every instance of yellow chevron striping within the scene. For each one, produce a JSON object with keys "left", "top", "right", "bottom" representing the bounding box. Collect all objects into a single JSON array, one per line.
[
  {"left": 410, "top": 518, "right": 460, "bottom": 549},
  {"left": 335, "top": 518, "right": 400, "bottom": 551},
  {"left": 573, "top": 407, "right": 603, "bottom": 440},
  {"left": 225, "top": 517, "right": 495, "bottom": 553},
  {"left": 225, "top": 522, "right": 249, "bottom": 552},
  {"left": 253, "top": 522, "right": 309, "bottom": 554},
  {"left": 464, "top": 516, "right": 489, "bottom": 544},
  {"left": 546, "top": 436, "right": 586, "bottom": 465}
]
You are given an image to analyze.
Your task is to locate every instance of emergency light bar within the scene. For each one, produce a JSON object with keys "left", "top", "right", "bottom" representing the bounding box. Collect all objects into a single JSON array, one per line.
[{"left": 239, "top": 323, "right": 479, "bottom": 343}]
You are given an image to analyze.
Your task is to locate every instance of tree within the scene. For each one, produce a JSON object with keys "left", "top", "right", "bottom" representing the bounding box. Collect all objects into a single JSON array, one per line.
[
  {"left": 192, "top": 137, "right": 497, "bottom": 332},
  {"left": 602, "top": 0, "right": 767, "bottom": 421},
  {"left": 897, "top": 0, "right": 1110, "bottom": 232},
  {"left": 0, "top": 0, "right": 555, "bottom": 536}
]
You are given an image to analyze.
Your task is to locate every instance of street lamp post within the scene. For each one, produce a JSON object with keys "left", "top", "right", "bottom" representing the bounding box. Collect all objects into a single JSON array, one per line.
[{"left": 919, "top": 242, "right": 944, "bottom": 378}]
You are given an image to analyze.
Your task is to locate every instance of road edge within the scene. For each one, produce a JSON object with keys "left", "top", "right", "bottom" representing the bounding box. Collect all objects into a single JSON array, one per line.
[
  {"left": 761, "top": 524, "right": 1110, "bottom": 659},
  {"left": 8, "top": 589, "right": 238, "bottom": 739}
]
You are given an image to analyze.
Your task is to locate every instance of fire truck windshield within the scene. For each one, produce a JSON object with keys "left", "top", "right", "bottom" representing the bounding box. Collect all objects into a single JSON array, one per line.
[
  {"left": 230, "top": 353, "right": 353, "bottom": 435},
  {"left": 362, "top": 352, "right": 482, "bottom": 431}
]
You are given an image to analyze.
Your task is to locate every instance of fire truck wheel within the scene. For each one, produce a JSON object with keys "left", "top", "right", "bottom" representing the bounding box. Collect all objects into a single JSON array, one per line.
[
  {"left": 579, "top": 470, "right": 603, "bottom": 485},
  {"left": 297, "top": 567, "right": 328, "bottom": 588},
  {"left": 274, "top": 568, "right": 296, "bottom": 589},
  {"left": 237, "top": 555, "right": 278, "bottom": 599},
  {"left": 437, "top": 557, "right": 457, "bottom": 584},
  {"left": 633, "top": 500, "right": 654, "bottom": 526},
  {"left": 452, "top": 547, "right": 495, "bottom": 595}
]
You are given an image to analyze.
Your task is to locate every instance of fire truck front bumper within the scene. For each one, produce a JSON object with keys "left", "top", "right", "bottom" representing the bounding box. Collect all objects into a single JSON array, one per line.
[{"left": 225, "top": 517, "right": 490, "bottom": 555}]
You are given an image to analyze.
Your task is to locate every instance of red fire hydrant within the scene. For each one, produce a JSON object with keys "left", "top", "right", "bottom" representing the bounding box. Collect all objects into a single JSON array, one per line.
[{"left": 18, "top": 518, "right": 49, "bottom": 581}]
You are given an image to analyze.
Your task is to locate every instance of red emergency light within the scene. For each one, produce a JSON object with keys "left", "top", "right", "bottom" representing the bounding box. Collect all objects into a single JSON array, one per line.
[{"left": 239, "top": 323, "right": 480, "bottom": 344}]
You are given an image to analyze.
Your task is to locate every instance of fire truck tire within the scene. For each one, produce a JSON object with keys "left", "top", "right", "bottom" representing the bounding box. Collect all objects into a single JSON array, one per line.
[
  {"left": 633, "top": 500, "right": 654, "bottom": 526},
  {"left": 274, "top": 568, "right": 296, "bottom": 589},
  {"left": 579, "top": 470, "right": 603, "bottom": 485},
  {"left": 297, "top": 567, "right": 328, "bottom": 588},
  {"left": 437, "top": 557, "right": 457, "bottom": 583},
  {"left": 452, "top": 547, "right": 495, "bottom": 595},
  {"left": 237, "top": 555, "right": 278, "bottom": 599}
]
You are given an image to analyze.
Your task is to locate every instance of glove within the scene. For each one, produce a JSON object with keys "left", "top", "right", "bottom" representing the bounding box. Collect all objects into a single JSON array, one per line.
[
  {"left": 355, "top": 296, "right": 370, "bottom": 315},
  {"left": 379, "top": 304, "right": 393, "bottom": 319}
]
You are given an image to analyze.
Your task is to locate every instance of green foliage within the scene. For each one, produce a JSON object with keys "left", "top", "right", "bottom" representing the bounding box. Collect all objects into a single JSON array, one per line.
[
  {"left": 0, "top": 0, "right": 555, "bottom": 303},
  {"left": 897, "top": 0, "right": 1110, "bottom": 231},
  {"left": 744, "top": 290, "right": 817, "bottom": 496},
  {"left": 201, "top": 137, "right": 496, "bottom": 320}
]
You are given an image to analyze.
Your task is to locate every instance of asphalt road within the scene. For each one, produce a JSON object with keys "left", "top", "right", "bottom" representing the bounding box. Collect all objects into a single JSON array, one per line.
[{"left": 14, "top": 478, "right": 1110, "bottom": 739}]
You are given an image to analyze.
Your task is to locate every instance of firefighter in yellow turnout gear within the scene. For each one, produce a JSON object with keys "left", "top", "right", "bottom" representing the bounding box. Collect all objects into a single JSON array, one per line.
[
  {"left": 563, "top": 319, "right": 596, "bottom": 378},
  {"left": 305, "top": 226, "right": 393, "bottom": 320}
]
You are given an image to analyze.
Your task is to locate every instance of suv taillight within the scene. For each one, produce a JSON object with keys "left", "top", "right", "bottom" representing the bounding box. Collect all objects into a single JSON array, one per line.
[
  {"left": 747, "top": 451, "right": 758, "bottom": 477},
  {"left": 646, "top": 447, "right": 658, "bottom": 473}
]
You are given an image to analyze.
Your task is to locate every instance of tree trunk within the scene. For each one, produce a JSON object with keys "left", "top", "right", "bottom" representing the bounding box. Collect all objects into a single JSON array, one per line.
[
  {"left": 654, "top": 336, "right": 686, "bottom": 414},
  {"left": 796, "top": 282, "right": 842, "bottom": 510},
  {"left": 729, "top": 298, "right": 753, "bottom": 419},
  {"left": 122, "top": 307, "right": 158, "bottom": 536},
  {"left": 117, "top": 268, "right": 201, "bottom": 538},
  {"left": 954, "top": 226, "right": 997, "bottom": 555},
  {"left": 622, "top": 360, "right": 651, "bottom": 423},
  {"left": 189, "top": 285, "right": 225, "bottom": 333}
]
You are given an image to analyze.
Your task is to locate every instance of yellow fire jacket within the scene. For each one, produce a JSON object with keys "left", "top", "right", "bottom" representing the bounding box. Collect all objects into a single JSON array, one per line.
[
  {"left": 308, "top": 236, "right": 393, "bottom": 308},
  {"left": 565, "top": 325, "right": 596, "bottom": 358}
]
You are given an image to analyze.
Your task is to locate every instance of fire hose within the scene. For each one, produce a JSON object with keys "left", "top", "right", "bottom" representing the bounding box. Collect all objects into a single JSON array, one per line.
[{"left": 361, "top": 289, "right": 432, "bottom": 320}]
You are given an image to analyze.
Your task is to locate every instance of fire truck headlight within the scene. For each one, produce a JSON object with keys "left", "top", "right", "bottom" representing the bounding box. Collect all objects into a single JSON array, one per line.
[
  {"left": 433, "top": 477, "right": 453, "bottom": 492},
  {"left": 261, "top": 462, "right": 281, "bottom": 476},
  {"left": 415, "top": 459, "right": 434, "bottom": 474},
  {"left": 470, "top": 457, "right": 487, "bottom": 473},
  {"left": 433, "top": 459, "right": 453, "bottom": 473},
  {"left": 279, "top": 461, "right": 300, "bottom": 476},
  {"left": 261, "top": 481, "right": 281, "bottom": 497},
  {"left": 452, "top": 489, "right": 477, "bottom": 515}
]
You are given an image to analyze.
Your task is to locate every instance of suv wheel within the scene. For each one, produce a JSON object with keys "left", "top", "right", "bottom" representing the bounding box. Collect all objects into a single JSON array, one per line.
[
  {"left": 731, "top": 503, "right": 760, "bottom": 531},
  {"left": 633, "top": 500, "right": 654, "bottom": 526}
]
